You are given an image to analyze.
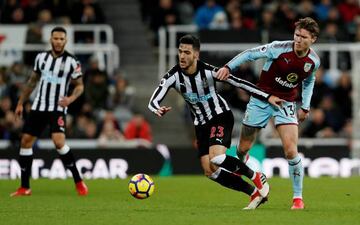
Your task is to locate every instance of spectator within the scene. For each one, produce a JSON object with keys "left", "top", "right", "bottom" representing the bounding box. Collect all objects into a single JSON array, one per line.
[
  {"left": 176, "top": 0, "right": 194, "bottom": 25},
  {"left": 111, "top": 74, "right": 136, "bottom": 127},
  {"left": 311, "top": 66, "right": 332, "bottom": 108},
  {"left": 23, "top": 0, "right": 45, "bottom": 23},
  {"left": 7, "top": 62, "right": 29, "bottom": 105},
  {"left": 333, "top": 71, "right": 352, "bottom": 119},
  {"left": 9, "top": 7, "right": 26, "bottom": 24},
  {"left": 84, "top": 66, "right": 109, "bottom": 111},
  {"left": 297, "top": 0, "right": 317, "bottom": 20},
  {"left": 150, "top": 0, "right": 178, "bottom": 45},
  {"left": 98, "top": 111, "right": 124, "bottom": 146},
  {"left": 315, "top": 0, "right": 332, "bottom": 22},
  {"left": 319, "top": 94, "right": 346, "bottom": 132},
  {"left": 209, "top": 11, "right": 229, "bottom": 29},
  {"left": 194, "top": 0, "right": 224, "bottom": 29},
  {"left": 301, "top": 108, "right": 335, "bottom": 138},
  {"left": 124, "top": 113, "right": 152, "bottom": 142},
  {"left": 1, "top": 0, "right": 19, "bottom": 23},
  {"left": 71, "top": 0, "right": 105, "bottom": 24}
]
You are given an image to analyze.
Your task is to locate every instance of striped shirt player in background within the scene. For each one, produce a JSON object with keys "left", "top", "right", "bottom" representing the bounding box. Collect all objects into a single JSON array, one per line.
[
  {"left": 216, "top": 17, "right": 321, "bottom": 209},
  {"left": 11, "top": 27, "right": 88, "bottom": 197},
  {"left": 149, "top": 35, "right": 284, "bottom": 209}
]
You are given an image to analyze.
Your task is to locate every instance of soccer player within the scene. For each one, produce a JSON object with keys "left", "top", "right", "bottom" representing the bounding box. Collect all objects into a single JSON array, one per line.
[
  {"left": 10, "top": 26, "right": 88, "bottom": 197},
  {"left": 216, "top": 17, "right": 320, "bottom": 209},
  {"left": 149, "top": 34, "right": 284, "bottom": 209}
]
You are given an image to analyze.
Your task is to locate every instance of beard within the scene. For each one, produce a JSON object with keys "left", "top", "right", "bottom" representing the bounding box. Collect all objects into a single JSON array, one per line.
[{"left": 51, "top": 43, "right": 65, "bottom": 54}]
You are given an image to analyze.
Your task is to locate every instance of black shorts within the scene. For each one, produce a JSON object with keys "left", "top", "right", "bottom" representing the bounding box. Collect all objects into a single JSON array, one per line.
[
  {"left": 23, "top": 110, "right": 66, "bottom": 137},
  {"left": 195, "top": 111, "right": 234, "bottom": 157}
]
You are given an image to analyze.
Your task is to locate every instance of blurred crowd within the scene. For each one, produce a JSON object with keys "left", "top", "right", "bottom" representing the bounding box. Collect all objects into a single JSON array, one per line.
[
  {"left": 140, "top": 0, "right": 360, "bottom": 43},
  {"left": 0, "top": 0, "right": 105, "bottom": 25},
  {"left": 0, "top": 0, "right": 153, "bottom": 147}
]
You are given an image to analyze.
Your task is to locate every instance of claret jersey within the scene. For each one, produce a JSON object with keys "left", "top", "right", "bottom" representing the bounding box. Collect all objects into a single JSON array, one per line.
[{"left": 227, "top": 41, "right": 320, "bottom": 111}]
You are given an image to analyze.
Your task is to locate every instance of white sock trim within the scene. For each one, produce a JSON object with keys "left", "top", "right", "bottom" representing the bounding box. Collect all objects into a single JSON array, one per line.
[
  {"left": 251, "top": 188, "right": 257, "bottom": 196},
  {"left": 251, "top": 172, "right": 257, "bottom": 180},
  {"left": 210, "top": 154, "right": 226, "bottom": 166},
  {"left": 209, "top": 167, "right": 222, "bottom": 180},
  {"left": 20, "top": 148, "right": 33, "bottom": 156},
  {"left": 57, "top": 144, "right": 70, "bottom": 155}
]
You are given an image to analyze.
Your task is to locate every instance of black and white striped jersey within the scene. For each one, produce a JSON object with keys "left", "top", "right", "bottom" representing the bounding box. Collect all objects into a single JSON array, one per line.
[
  {"left": 31, "top": 50, "right": 82, "bottom": 113},
  {"left": 149, "top": 61, "right": 270, "bottom": 126}
]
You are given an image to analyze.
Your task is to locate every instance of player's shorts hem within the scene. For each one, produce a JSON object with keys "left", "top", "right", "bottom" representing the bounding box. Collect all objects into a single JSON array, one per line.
[
  {"left": 275, "top": 123, "right": 298, "bottom": 128},
  {"left": 242, "top": 123, "right": 265, "bottom": 129}
]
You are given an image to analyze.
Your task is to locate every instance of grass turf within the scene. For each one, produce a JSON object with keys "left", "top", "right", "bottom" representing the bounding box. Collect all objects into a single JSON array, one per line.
[{"left": 1, "top": 176, "right": 360, "bottom": 225}]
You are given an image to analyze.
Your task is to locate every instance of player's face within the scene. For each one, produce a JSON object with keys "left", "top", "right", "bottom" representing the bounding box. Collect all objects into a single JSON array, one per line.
[
  {"left": 178, "top": 44, "right": 199, "bottom": 70},
  {"left": 293, "top": 28, "right": 316, "bottom": 53},
  {"left": 50, "top": 31, "right": 67, "bottom": 54}
]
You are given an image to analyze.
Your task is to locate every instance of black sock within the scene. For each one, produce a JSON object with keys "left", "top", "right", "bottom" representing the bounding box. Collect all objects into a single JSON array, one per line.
[
  {"left": 218, "top": 155, "right": 254, "bottom": 179},
  {"left": 59, "top": 151, "right": 82, "bottom": 183},
  {"left": 211, "top": 168, "right": 255, "bottom": 196},
  {"left": 19, "top": 155, "right": 33, "bottom": 189}
]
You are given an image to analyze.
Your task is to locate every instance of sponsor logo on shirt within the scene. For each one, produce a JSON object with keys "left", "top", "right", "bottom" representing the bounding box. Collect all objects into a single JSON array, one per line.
[
  {"left": 275, "top": 76, "right": 298, "bottom": 88},
  {"left": 183, "top": 93, "right": 212, "bottom": 104}
]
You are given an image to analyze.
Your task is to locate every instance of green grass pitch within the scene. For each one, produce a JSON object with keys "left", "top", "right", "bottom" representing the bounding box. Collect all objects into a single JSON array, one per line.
[{"left": 1, "top": 176, "right": 360, "bottom": 225}]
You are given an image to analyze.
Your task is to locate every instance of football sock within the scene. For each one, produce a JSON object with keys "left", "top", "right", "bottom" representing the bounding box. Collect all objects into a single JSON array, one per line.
[
  {"left": 19, "top": 148, "right": 33, "bottom": 189},
  {"left": 209, "top": 167, "right": 255, "bottom": 196},
  {"left": 288, "top": 154, "right": 303, "bottom": 199},
  {"left": 237, "top": 151, "right": 249, "bottom": 163},
  {"left": 211, "top": 154, "right": 254, "bottom": 179},
  {"left": 57, "top": 145, "right": 82, "bottom": 183}
]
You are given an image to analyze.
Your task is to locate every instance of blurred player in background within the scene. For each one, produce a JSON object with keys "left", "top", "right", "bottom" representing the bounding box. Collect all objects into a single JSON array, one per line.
[
  {"left": 216, "top": 17, "right": 320, "bottom": 209},
  {"left": 149, "top": 34, "right": 284, "bottom": 209},
  {"left": 11, "top": 26, "right": 88, "bottom": 197}
]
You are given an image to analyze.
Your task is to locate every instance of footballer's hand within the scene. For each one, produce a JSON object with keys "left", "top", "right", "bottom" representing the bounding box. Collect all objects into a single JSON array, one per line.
[
  {"left": 297, "top": 108, "right": 309, "bottom": 122},
  {"left": 216, "top": 67, "right": 230, "bottom": 80},
  {"left": 155, "top": 106, "right": 172, "bottom": 117},
  {"left": 58, "top": 96, "right": 72, "bottom": 107},
  {"left": 15, "top": 104, "right": 23, "bottom": 120},
  {"left": 268, "top": 95, "right": 285, "bottom": 108}
]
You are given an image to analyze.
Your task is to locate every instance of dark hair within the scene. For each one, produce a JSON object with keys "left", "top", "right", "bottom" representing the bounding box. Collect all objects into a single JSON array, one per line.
[
  {"left": 179, "top": 35, "right": 200, "bottom": 51},
  {"left": 51, "top": 26, "right": 67, "bottom": 35},
  {"left": 295, "top": 17, "right": 320, "bottom": 38}
]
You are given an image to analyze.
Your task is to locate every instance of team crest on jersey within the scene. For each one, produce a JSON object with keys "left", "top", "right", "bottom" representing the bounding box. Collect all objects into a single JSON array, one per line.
[
  {"left": 286, "top": 73, "right": 298, "bottom": 83},
  {"left": 304, "top": 63, "right": 312, "bottom": 72}
]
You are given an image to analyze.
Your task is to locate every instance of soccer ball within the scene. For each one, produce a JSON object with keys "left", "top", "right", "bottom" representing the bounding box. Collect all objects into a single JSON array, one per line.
[{"left": 128, "top": 173, "right": 155, "bottom": 199}]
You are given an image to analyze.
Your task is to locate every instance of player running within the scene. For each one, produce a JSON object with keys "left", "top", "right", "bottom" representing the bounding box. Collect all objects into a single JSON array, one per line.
[
  {"left": 216, "top": 17, "right": 320, "bottom": 209},
  {"left": 149, "top": 34, "right": 284, "bottom": 209}
]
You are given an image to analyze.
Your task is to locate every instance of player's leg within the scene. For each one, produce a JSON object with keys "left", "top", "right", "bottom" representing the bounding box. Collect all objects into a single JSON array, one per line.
[
  {"left": 11, "top": 111, "right": 46, "bottom": 197},
  {"left": 50, "top": 112, "right": 88, "bottom": 195},
  {"left": 210, "top": 147, "right": 269, "bottom": 198},
  {"left": 275, "top": 100, "right": 304, "bottom": 209},
  {"left": 237, "top": 97, "right": 271, "bottom": 163},
  {"left": 277, "top": 124, "right": 304, "bottom": 209},
  {"left": 206, "top": 146, "right": 255, "bottom": 196},
  {"left": 237, "top": 125, "right": 259, "bottom": 163},
  {"left": 208, "top": 111, "right": 269, "bottom": 197},
  {"left": 205, "top": 148, "right": 267, "bottom": 209},
  {"left": 10, "top": 134, "right": 37, "bottom": 197},
  {"left": 52, "top": 132, "right": 88, "bottom": 195}
]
